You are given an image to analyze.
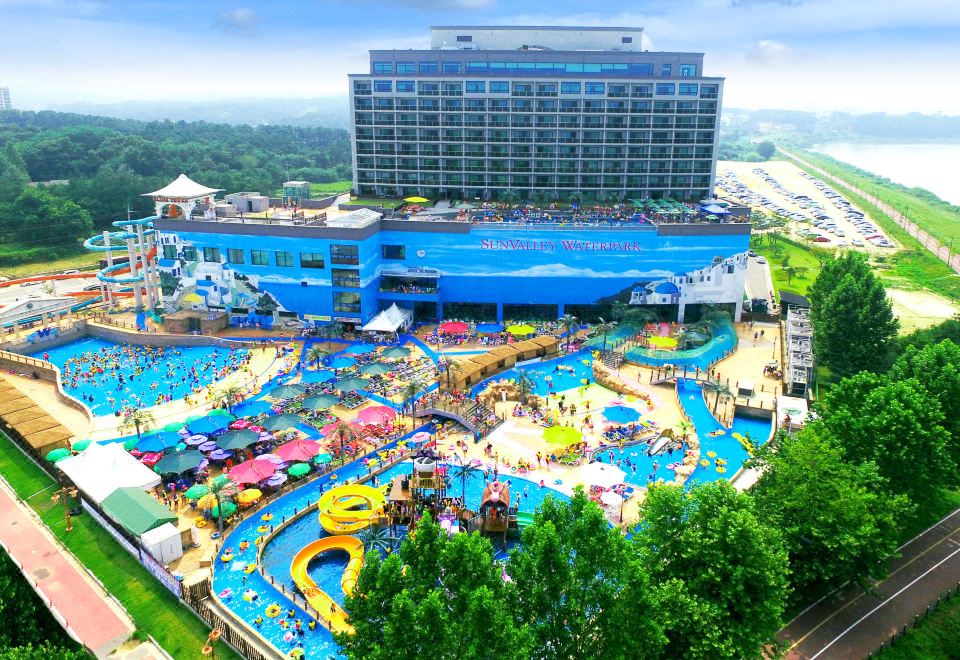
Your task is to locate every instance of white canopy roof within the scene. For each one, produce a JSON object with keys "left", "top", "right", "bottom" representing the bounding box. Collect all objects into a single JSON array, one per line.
[
  {"left": 143, "top": 174, "right": 223, "bottom": 199},
  {"left": 776, "top": 394, "right": 809, "bottom": 430},
  {"left": 362, "top": 303, "right": 413, "bottom": 333},
  {"left": 58, "top": 441, "right": 161, "bottom": 504}
]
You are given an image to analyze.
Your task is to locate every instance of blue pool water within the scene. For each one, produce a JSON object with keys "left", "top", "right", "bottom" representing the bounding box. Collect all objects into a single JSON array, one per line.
[
  {"left": 474, "top": 351, "right": 594, "bottom": 397},
  {"left": 625, "top": 322, "right": 738, "bottom": 370},
  {"left": 29, "top": 337, "right": 249, "bottom": 414},
  {"left": 213, "top": 431, "right": 568, "bottom": 659},
  {"left": 675, "top": 378, "right": 773, "bottom": 486}
]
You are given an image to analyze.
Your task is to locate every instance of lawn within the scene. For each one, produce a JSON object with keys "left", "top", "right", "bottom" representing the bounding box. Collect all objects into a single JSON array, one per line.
[
  {"left": 0, "top": 249, "right": 100, "bottom": 279},
  {"left": 309, "top": 180, "right": 353, "bottom": 196},
  {"left": 882, "top": 590, "right": 960, "bottom": 660},
  {"left": 794, "top": 149, "right": 960, "bottom": 249},
  {"left": 343, "top": 197, "right": 405, "bottom": 209},
  {"left": 0, "top": 432, "right": 238, "bottom": 660},
  {"left": 750, "top": 233, "right": 824, "bottom": 297}
]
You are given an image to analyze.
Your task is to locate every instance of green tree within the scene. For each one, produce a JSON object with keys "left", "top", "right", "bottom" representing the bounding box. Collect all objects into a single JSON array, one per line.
[
  {"left": 515, "top": 369, "right": 536, "bottom": 406},
  {"left": 818, "top": 372, "right": 953, "bottom": 505},
  {"left": 401, "top": 379, "right": 422, "bottom": 425},
  {"left": 635, "top": 481, "right": 791, "bottom": 659},
  {"left": 750, "top": 429, "right": 910, "bottom": 598},
  {"left": 329, "top": 420, "right": 358, "bottom": 458},
  {"left": 560, "top": 313, "right": 579, "bottom": 352},
  {"left": 594, "top": 316, "right": 616, "bottom": 352},
  {"left": 120, "top": 407, "right": 155, "bottom": 438},
  {"left": 215, "top": 383, "right": 244, "bottom": 413},
  {"left": 756, "top": 140, "right": 776, "bottom": 160},
  {"left": 0, "top": 187, "right": 93, "bottom": 245},
  {"left": 210, "top": 477, "right": 238, "bottom": 533},
  {"left": 0, "top": 142, "right": 29, "bottom": 201},
  {"left": 507, "top": 491, "right": 665, "bottom": 659},
  {"left": 0, "top": 552, "right": 83, "bottom": 653},
  {"left": 356, "top": 524, "right": 397, "bottom": 556},
  {"left": 306, "top": 344, "right": 331, "bottom": 369}
]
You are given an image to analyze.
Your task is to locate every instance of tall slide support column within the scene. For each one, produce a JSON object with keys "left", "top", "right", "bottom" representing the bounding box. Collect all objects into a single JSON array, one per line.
[
  {"left": 134, "top": 223, "right": 155, "bottom": 310},
  {"left": 126, "top": 237, "right": 143, "bottom": 310},
  {"left": 102, "top": 230, "right": 114, "bottom": 310}
]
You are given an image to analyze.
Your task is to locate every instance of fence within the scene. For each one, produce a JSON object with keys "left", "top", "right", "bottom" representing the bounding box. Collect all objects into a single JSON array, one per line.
[
  {"left": 182, "top": 577, "right": 273, "bottom": 660},
  {"left": 869, "top": 579, "right": 960, "bottom": 657}
]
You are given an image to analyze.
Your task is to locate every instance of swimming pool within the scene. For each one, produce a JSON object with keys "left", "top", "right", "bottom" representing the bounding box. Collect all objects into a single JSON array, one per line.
[
  {"left": 29, "top": 337, "right": 249, "bottom": 415},
  {"left": 213, "top": 433, "right": 568, "bottom": 659},
  {"left": 625, "top": 321, "right": 737, "bottom": 370},
  {"left": 474, "top": 350, "right": 595, "bottom": 397}
]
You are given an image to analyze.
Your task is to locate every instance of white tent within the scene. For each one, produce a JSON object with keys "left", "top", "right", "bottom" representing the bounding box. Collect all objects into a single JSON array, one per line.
[
  {"left": 362, "top": 303, "right": 413, "bottom": 333},
  {"left": 57, "top": 442, "right": 161, "bottom": 504},
  {"left": 140, "top": 523, "right": 183, "bottom": 564},
  {"left": 143, "top": 174, "right": 223, "bottom": 199}
]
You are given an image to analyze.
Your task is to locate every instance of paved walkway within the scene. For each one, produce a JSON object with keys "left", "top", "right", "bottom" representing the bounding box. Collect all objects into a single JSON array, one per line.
[
  {"left": 779, "top": 507, "right": 960, "bottom": 659},
  {"left": 0, "top": 479, "right": 134, "bottom": 658},
  {"left": 780, "top": 150, "right": 960, "bottom": 275}
]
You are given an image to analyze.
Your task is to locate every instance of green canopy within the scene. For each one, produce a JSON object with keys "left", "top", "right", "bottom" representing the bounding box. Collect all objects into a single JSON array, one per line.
[
  {"left": 314, "top": 453, "right": 333, "bottom": 465},
  {"left": 72, "top": 439, "right": 92, "bottom": 452},
  {"left": 163, "top": 421, "right": 185, "bottom": 432},
  {"left": 543, "top": 425, "right": 583, "bottom": 445},
  {"left": 268, "top": 384, "right": 307, "bottom": 399},
  {"left": 123, "top": 437, "right": 139, "bottom": 451},
  {"left": 210, "top": 501, "right": 237, "bottom": 519},
  {"left": 218, "top": 429, "right": 259, "bottom": 450},
  {"left": 185, "top": 414, "right": 205, "bottom": 424},
  {"left": 381, "top": 346, "right": 411, "bottom": 359},
  {"left": 261, "top": 413, "right": 302, "bottom": 431},
  {"left": 360, "top": 362, "right": 392, "bottom": 376},
  {"left": 101, "top": 487, "right": 177, "bottom": 536},
  {"left": 334, "top": 377, "right": 367, "bottom": 393},
  {"left": 302, "top": 394, "right": 340, "bottom": 410},
  {"left": 506, "top": 323, "right": 536, "bottom": 336},
  {"left": 208, "top": 408, "right": 233, "bottom": 417},
  {"left": 288, "top": 463, "right": 311, "bottom": 478},
  {"left": 212, "top": 474, "right": 233, "bottom": 489},
  {"left": 46, "top": 447, "right": 71, "bottom": 462},
  {"left": 184, "top": 484, "right": 210, "bottom": 500},
  {"left": 155, "top": 450, "right": 205, "bottom": 474}
]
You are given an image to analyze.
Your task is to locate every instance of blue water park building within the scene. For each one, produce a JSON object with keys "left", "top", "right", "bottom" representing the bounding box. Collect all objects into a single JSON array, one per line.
[{"left": 143, "top": 175, "right": 751, "bottom": 329}]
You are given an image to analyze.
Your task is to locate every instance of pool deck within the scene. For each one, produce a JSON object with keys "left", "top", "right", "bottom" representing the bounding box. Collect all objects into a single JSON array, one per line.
[{"left": 0, "top": 372, "right": 91, "bottom": 441}]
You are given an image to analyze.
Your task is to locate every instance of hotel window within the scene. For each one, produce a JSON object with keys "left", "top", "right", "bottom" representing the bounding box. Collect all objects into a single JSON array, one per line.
[
  {"left": 465, "top": 81, "right": 485, "bottom": 93},
  {"left": 182, "top": 246, "right": 197, "bottom": 261},
  {"left": 396, "top": 81, "right": 415, "bottom": 93},
  {"left": 679, "top": 83, "right": 699, "bottom": 96},
  {"left": 332, "top": 268, "right": 360, "bottom": 288},
  {"left": 333, "top": 291, "right": 361, "bottom": 313},
  {"left": 456, "top": 35, "right": 473, "bottom": 42},
  {"left": 419, "top": 61, "right": 439, "bottom": 74},
  {"left": 373, "top": 62, "right": 392, "bottom": 74},
  {"left": 442, "top": 62, "right": 462, "bottom": 74},
  {"left": 250, "top": 249, "right": 269, "bottom": 266},
  {"left": 622, "top": 36, "right": 633, "bottom": 44},
  {"left": 202, "top": 247, "right": 220, "bottom": 263},
  {"left": 275, "top": 251, "right": 293, "bottom": 267},
  {"left": 656, "top": 83, "right": 676, "bottom": 96},
  {"left": 373, "top": 80, "right": 392, "bottom": 92},
  {"left": 585, "top": 82, "right": 605, "bottom": 95},
  {"left": 489, "top": 81, "right": 509, "bottom": 93},
  {"left": 661, "top": 63, "right": 672, "bottom": 76},
  {"left": 395, "top": 62, "right": 415, "bottom": 74},
  {"left": 465, "top": 62, "right": 488, "bottom": 72},
  {"left": 560, "top": 82, "right": 581, "bottom": 95},
  {"left": 162, "top": 245, "right": 177, "bottom": 259},
  {"left": 680, "top": 64, "right": 697, "bottom": 77},
  {"left": 331, "top": 244, "right": 360, "bottom": 265},
  {"left": 227, "top": 248, "right": 245, "bottom": 265},
  {"left": 300, "top": 252, "right": 325, "bottom": 269},
  {"left": 382, "top": 244, "right": 406, "bottom": 260}
]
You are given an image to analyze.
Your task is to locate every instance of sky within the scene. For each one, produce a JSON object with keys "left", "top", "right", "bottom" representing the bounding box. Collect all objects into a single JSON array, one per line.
[{"left": 1, "top": 0, "right": 959, "bottom": 115}]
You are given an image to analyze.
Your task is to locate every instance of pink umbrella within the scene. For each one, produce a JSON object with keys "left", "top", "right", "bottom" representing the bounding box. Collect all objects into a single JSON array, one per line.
[
  {"left": 228, "top": 459, "right": 278, "bottom": 485},
  {"left": 438, "top": 321, "right": 468, "bottom": 334},
  {"left": 356, "top": 405, "right": 396, "bottom": 425},
  {"left": 275, "top": 439, "right": 322, "bottom": 462},
  {"left": 320, "top": 421, "right": 364, "bottom": 439}
]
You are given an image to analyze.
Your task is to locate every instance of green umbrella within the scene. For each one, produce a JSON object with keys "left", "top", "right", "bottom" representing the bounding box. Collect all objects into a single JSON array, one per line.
[
  {"left": 360, "top": 362, "right": 392, "bottom": 376},
  {"left": 123, "top": 438, "right": 139, "bottom": 451},
  {"left": 211, "top": 501, "right": 237, "bottom": 519},
  {"left": 163, "top": 421, "right": 185, "bottom": 432},
  {"left": 155, "top": 450, "right": 205, "bottom": 474},
  {"left": 507, "top": 323, "right": 536, "bottom": 336},
  {"left": 185, "top": 414, "right": 205, "bottom": 424},
  {"left": 381, "top": 346, "right": 411, "bottom": 359},
  {"left": 302, "top": 394, "right": 340, "bottom": 410},
  {"left": 287, "top": 463, "right": 311, "bottom": 478},
  {"left": 184, "top": 484, "right": 210, "bottom": 500},
  {"left": 261, "top": 413, "right": 302, "bottom": 432},
  {"left": 218, "top": 429, "right": 259, "bottom": 450},
  {"left": 334, "top": 377, "right": 367, "bottom": 393},
  {"left": 46, "top": 447, "right": 71, "bottom": 462},
  {"left": 208, "top": 408, "right": 233, "bottom": 417},
  {"left": 543, "top": 425, "right": 583, "bottom": 445},
  {"left": 72, "top": 439, "right": 92, "bottom": 451},
  {"left": 268, "top": 384, "right": 307, "bottom": 400},
  {"left": 212, "top": 474, "right": 233, "bottom": 489},
  {"left": 314, "top": 453, "right": 333, "bottom": 465}
]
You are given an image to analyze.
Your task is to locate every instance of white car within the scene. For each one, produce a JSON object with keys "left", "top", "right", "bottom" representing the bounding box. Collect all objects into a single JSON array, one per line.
[{"left": 756, "top": 256, "right": 767, "bottom": 264}]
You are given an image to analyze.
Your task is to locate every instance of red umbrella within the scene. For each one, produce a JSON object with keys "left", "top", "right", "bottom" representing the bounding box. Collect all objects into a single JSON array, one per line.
[
  {"left": 438, "top": 321, "right": 468, "bottom": 334},
  {"left": 275, "top": 439, "right": 322, "bottom": 463},
  {"left": 356, "top": 405, "right": 396, "bottom": 425},
  {"left": 228, "top": 459, "right": 278, "bottom": 485}
]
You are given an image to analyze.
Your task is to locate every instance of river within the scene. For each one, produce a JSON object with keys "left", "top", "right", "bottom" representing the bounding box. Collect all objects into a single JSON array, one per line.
[{"left": 810, "top": 142, "right": 960, "bottom": 206}]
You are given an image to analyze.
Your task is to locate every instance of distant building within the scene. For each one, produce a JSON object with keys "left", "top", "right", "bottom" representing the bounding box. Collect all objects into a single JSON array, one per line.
[
  {"left": 0, "top": 87, "right": 11, "bottom": 110},
  {"left": 282, "top": 181, "right": 311, "bottom": 206},
  {"left": 349, "top": 25, "right": 723, "bottom": 201}
]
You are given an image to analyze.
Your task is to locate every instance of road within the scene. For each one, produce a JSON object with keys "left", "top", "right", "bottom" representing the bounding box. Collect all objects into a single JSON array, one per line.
[
  {"left": 780, "top": 149, "right": 960, "bottom": 275},
  {"left": 746, "top": 256, "right": 774, "bottom": 308},
  {"left": 0, "top": 275, "right": 99, "bottom": 307},
  {"left": 779, "top": 507, "right": 960, "bottom": 659},
  {"left": 0, "top": 479, "right": 133, "bottom": 658}
]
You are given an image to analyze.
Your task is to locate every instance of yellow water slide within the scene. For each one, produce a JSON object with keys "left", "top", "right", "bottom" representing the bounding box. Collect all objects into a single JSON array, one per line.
[
  {"left": 316, "top": 484, "right": 386, "bottom": 535},
  {"left": 289, "top": 536, "right": 364, "bottom": 635}
]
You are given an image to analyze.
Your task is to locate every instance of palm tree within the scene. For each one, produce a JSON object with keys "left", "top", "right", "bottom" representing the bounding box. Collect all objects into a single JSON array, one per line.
[
  {"left": 560, "top": 313, "right": 578, "bottom": 353},
  {"left": 515, "top": 369, "right": 536, "bottom": 405},
  {"left": 210, "top": 478, "right": 238, "bottom": 533},
  {"left": 401, "top": 379, "right": 422, "bottom": 425},
  {"left": 329, "top": 420, "right": 358, "bottom": 458},
  {"left": 121, "top": 408, "right": 155, "bottom": 439},
  {"left": 448, "top": 454, "right": 476, "bottom": 503},
  {"left": 357, "top": 524, "right": 397, "bottom": 556},
  {"left": 595, "top": 316, "right": 616, "bottom": 353},
  {"left": 444, "top": 359, "right": 464, "bottom": 390},
  {"left": 703, "top": 378, "right": 733, "bottom": 415},
  {"left": 676, "top": 419, "right": 694, "bottom": 442},
  {"left": 215, "top": 384, "right": 244, "bottom": 414},
  {"left": 499, "top": 189, "right": 521, "bottom": 206},
  {"left": 306, "top": 345, "right": 331, "bottom": 370},
  {"left": 610, "top": 300, "right": 628, "bottom": 322}
]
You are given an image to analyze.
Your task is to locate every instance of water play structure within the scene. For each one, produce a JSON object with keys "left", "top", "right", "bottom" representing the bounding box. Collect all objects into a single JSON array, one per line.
[
  {"left": 316, "top": 484, "right": 386, "bottom": 535},
  {"left": 289, "top": 536, "right": 364, "bottom": 635},
  {"left": 82, "top": 215, "right": 160, "bottom": 312}
]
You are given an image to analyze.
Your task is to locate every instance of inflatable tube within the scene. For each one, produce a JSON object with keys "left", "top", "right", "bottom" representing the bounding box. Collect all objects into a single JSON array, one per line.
[
  {"left": 220, "top": 551, "right": 234, "bottom": 562},
  {"left": 265, "top": 604, "right": 282, "bottom": 618},
  {"left": 244, "top": 563, "right": 256, "bottom": 574}
]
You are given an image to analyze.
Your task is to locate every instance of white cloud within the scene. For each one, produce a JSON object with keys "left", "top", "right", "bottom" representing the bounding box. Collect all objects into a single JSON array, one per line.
[
  {"left": 219, "top": 7, "right": 259, "bottom": 30},
  {"left": 744, "top": 39, "right": 793, "bottom": 65}
]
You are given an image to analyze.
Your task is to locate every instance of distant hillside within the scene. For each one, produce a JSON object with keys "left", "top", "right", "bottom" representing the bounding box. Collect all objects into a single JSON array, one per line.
[{"left": 48, "top": 97, "right": 351, "bottom": 130}]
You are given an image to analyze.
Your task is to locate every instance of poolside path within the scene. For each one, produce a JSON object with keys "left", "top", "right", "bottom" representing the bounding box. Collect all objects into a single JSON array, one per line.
[
  {"left": 778, "top": 507, "right": 960, "bottom": 658},
  {"left": 0, "top": 478, "right": 134, "bottom": 658}
]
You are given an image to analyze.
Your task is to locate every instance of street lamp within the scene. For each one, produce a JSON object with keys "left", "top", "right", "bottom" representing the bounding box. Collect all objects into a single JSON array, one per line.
[
  {"left": 51, "top": 486, "right": 78, "bottom": 532},
  {"left": 202, "top": 629, "right": 221, "bottom": 658}
]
